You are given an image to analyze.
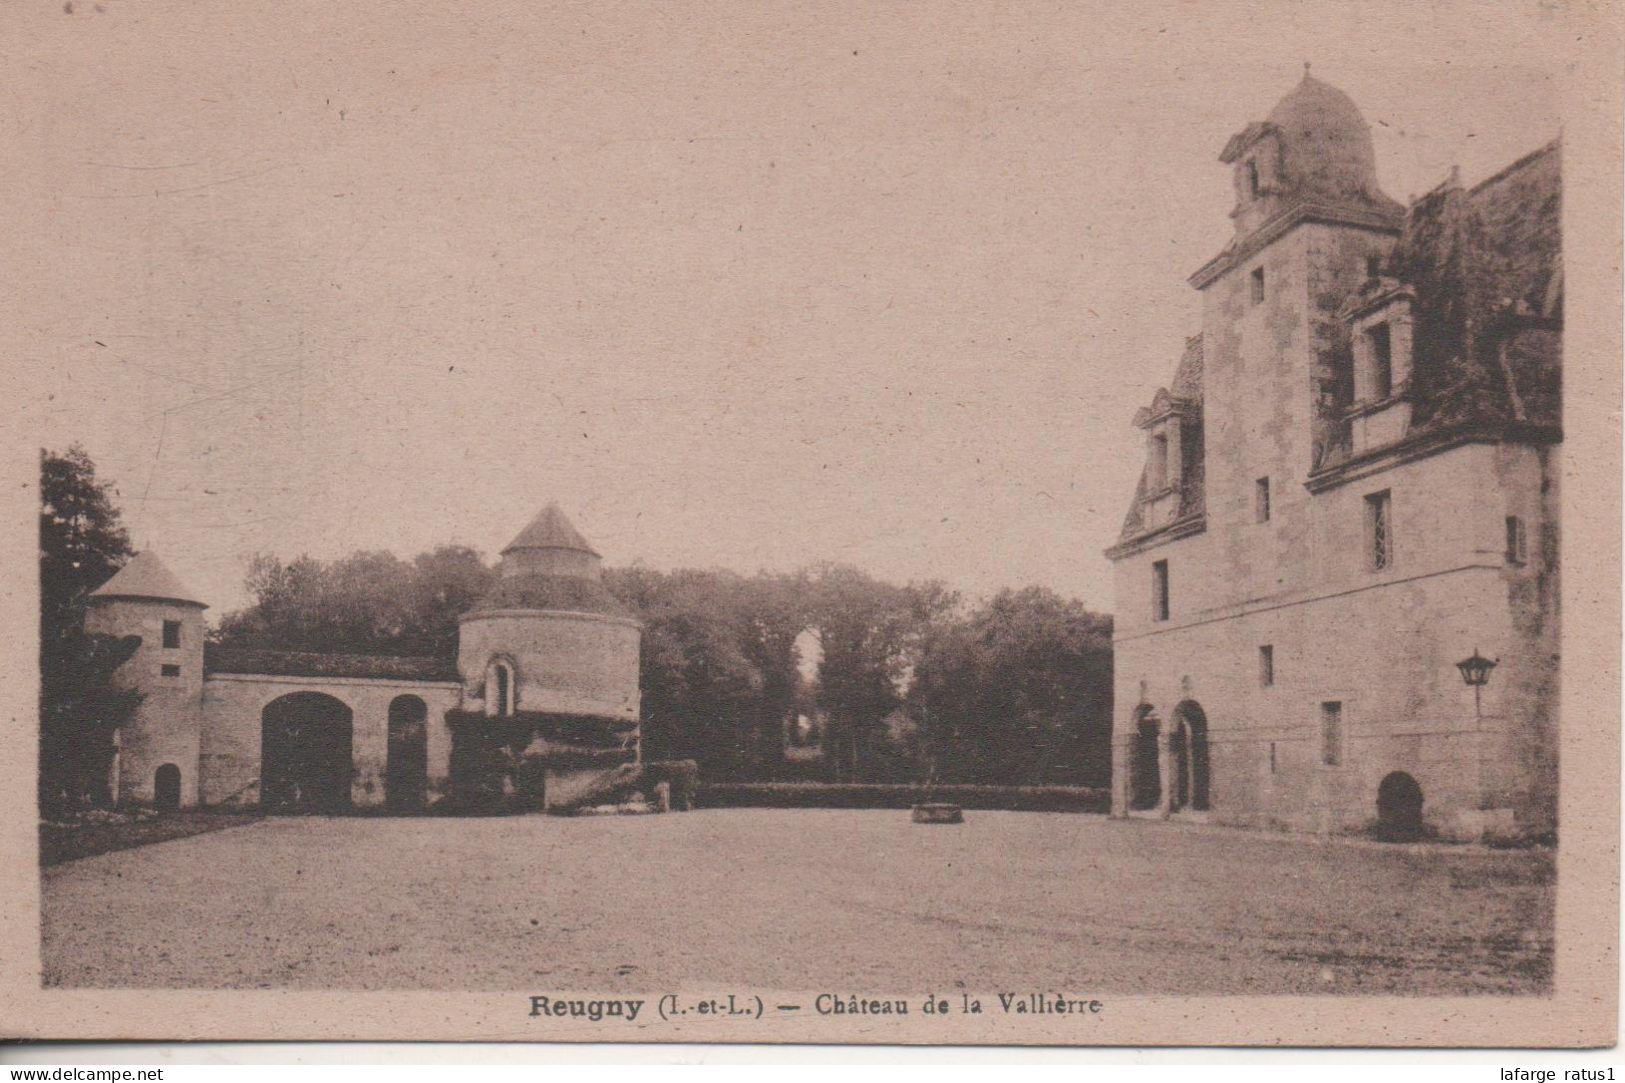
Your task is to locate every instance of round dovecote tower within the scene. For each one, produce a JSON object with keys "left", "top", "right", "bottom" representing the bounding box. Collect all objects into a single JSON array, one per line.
[
  {"left": 83, "top": 551, "right": 208, "bottom": 807},
  {"left": 456, "top": 504, "right": 641, "bottom": 724}
]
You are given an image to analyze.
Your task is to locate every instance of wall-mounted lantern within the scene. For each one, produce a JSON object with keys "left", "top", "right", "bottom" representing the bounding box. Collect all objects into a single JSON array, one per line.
[{"left": 1457, "top": 649, "right": 1499, "bottom": 718}]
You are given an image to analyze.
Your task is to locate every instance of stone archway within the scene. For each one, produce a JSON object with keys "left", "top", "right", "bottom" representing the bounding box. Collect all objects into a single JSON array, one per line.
[
  {"left": 1129, "top": 705, "right": 1161, "bottom": 811},
  {"left": 386, "top": 694, "right": 429, "bottom": 811},
  {"left": 1168, "top": 700, "right": 1210, "bottom": 813},
  {"left": 153, "top": 763, "right": 181, "bottom": 811},
  {"left": 261, "top": 692, "right": 354, "bottom": 812},
  {"left": 1377, "top": 771, "right": 1424, "bottom": 840}
]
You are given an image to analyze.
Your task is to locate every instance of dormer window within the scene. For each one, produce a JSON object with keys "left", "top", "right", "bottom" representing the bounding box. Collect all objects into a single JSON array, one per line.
[
  {"left": 1149, "top": 433, "right": 1169, "bottom": 491},
  {"left": 1347, "top": 285, "right": 1413, "bottom": 408},
  {"left": 1366, "top": 322, "right": 1393, "bottom": 400},
  {"left": 1250, "top": 267, "right": 1265, "bottom": 306}
]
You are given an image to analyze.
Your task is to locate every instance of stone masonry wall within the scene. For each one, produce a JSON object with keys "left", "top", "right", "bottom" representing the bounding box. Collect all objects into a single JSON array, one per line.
[
  {"left": 85, "top": 599, "right": 207, "bottom": 806},
  {"left": 1111, "top": 440, "right": 1557, "bottom": 839},
  {"left": 199, "top": 674, "right": 461, "bottom": 807},
  {"left": 457, "top": 611, "right": 640, "bottom": 722}
]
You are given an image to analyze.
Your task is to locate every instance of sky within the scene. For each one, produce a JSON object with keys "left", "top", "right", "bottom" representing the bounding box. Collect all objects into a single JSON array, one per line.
[{"left": 11, "top": 1, "right": 1567, "bottom": 618}]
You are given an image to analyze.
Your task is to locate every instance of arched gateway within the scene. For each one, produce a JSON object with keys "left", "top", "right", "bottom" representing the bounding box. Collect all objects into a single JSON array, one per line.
[
  {"left": 261, "top": 692, "right": 354, "bottom": 812},
  {"left": 386, "top": 694, "right": 429, "bottom": 811}
]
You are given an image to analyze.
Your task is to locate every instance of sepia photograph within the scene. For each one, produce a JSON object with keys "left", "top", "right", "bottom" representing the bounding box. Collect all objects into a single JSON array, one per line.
[{"left": 3, "top": 0, "right": 1619, "bottom": 1051}]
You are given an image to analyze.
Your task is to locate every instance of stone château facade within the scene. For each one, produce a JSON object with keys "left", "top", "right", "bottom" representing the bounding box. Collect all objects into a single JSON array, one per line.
[
  {"left": 86, "top": 503, "right": 641, "bottom": 812},
  {"left": 1106, "top": 73, "right": 1560, "bottom": 841}
]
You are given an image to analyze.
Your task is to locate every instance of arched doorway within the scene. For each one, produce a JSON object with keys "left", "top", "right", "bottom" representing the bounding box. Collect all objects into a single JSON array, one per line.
[
  {"left": 261, "top": 692, "right": 354, "bottom": 812},
  {"left": 1170, "top": 700, "right": 1210, "bottom": 812},
  {"left": 1376, "top": 771, "right": 1424, "bottom": 840},
  {"left": 386, "top": 695, "right": 429, "bottom": 811},
  {"left": 1129, "top": 706, "right": 1161, "bottom": 811},
  {"left": 153, "top": 763, "right": 181, "bottom": 811}
]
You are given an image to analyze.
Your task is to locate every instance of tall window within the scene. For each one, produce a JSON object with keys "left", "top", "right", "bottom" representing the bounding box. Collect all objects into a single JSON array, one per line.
[
  {"left": 1255, "top": 476, "right": 1271, "bottom": 523},
  {"left": 1246, "top": 159, "right": 1260, "bottom": 199},
  {"left": 1320, "top": 701, "right": 1343, "bottom": 766},
  {"left": 1506, "top": 515, "right": 1527, "bottom": 565},
  {"left": 1258, "top": 644, "right": 1274, "bottom": 687},
  {"left": 1151, "top": 560, "right": 1169, "bottom": 622},
  {"left": 1149, "top": 432, "right": 1169, "bottom": 491},
  {"left": 1366, "top": 321, "right": 1393, "bottom": 400},
  {"left": 488, "top": 660, "right": 515, "bottom": 717},
  {"left": 162, "top": 620, "right": 181, "bottom": 648},
  {"left": 1365, "top": 490, "right": 1392, "bottom": 571},
  {"left": 1250, "top": 266, "right": 1266, "bottom": 305}
]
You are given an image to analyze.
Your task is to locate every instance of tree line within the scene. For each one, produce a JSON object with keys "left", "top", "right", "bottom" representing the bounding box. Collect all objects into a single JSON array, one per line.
[
  {"left": 40, "top": 446, "right": 1113, "bottom": 807},
  {"left": 214, "top": 553, "right": 1114, "bottom": 786}
]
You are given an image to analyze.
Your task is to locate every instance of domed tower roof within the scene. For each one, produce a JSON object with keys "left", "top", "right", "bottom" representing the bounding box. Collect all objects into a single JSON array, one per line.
[
  {"left": 1263, "top": 71, "right": 1389, "bottom": 210},
  {"left": 1196, "top": 68, "right": 1404, "bottom": 287},
  {"left": 88, "top": 551, "right": 207, "bottom": 609}
]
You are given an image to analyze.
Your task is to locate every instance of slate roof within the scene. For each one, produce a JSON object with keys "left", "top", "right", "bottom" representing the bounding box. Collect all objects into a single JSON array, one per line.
[
  {"left": 464, "top": 573, "right": 633, "bottom": 619},
  {"left": 88, "top": 552, "right": 207, "bottom": 608},
  {"left": 204, "top": 645, "right": 459, "bottom": 682},
  {"left": 1317, "top": 139, "right": 1561, "bottom": 470},
  {"left": 501, "top": 503, "right": 599, "bottom": 556}
]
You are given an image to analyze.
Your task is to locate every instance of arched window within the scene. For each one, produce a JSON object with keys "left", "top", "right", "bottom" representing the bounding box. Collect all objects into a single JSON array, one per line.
[{"left": 487, "top": 659, "right": 516, "bottom": 717}]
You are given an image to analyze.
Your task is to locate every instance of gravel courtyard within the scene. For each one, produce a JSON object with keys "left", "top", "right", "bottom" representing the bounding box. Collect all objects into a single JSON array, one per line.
[{"left": 41, "top": 810, "right": 1552, "bottom": 995}]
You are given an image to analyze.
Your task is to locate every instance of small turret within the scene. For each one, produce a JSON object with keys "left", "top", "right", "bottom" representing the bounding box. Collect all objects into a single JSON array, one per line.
[{"left": 84, "top": 551, "right": 207, "bottom": 808}]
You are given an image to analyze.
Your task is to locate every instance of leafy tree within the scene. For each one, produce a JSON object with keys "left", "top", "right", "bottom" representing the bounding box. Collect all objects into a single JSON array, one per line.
[
  {"left": 408, "top": 545, "right": 495, "bottom": 656},
  {"left": 910, "top": 587, "right": 1113, "bottom": 786},
  {"left": 38, "top": 447, "right": 141, "bottom": 809},
  {"left": 39, "top": 631, "right": 144, "bottom": 808},
  {"left": 604, "top": 567, "right": 806, "bottom": 779},
  {"left": 40, "top": 446, "right": 134, "bottom": 660},
  {"left": 214, "top": 546, "right": 494, "bottom": 656},
  {"left": 805, "top": 564, "right": 958, "bottom": 781}
]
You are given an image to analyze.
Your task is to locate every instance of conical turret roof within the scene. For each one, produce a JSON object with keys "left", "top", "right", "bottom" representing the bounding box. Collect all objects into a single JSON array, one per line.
[
  {"left": 89, "top": 551, "right": 207, "bottom": 609},
  {"left": 467, "top": 503, "right": 631, "bottom": 620},
  {"left": 500, "top": 502, "right": 599, "bottom": 557}
]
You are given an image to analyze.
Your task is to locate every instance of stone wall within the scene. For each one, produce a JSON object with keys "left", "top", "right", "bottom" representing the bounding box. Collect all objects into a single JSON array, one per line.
[
  {"left": 1111, "top": 440, "right": 1558, "bottom": 839},
  {"left": 199, "top": 673, "right": 461, "bottom": 807},
  {"left": 457, "top": 610, "right": 640, "bottom": 721}
]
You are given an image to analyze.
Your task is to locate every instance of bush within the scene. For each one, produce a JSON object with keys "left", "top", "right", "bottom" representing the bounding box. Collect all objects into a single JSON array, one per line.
[{"left": 695, "top": 782, "right": 1108, "bottom": 813}]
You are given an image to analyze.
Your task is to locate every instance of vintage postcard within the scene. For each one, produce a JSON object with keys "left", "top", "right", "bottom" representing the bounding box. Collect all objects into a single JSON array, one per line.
[{"left": 2, "top": 0, "right": 1619, "bottom": 1049}]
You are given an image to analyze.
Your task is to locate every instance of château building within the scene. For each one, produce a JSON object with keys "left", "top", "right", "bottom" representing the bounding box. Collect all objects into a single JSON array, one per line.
[{"left": 1106, "top": 72, "right": 1560, "bottom": 841}]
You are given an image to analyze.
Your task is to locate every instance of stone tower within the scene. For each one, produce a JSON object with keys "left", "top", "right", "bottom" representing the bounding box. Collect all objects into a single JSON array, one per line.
[
  {"left": 456, "top": 503, "right": 641, "bottom": 724},
  {"left": 1189, "top": 70, "right": 1406, "bottom": 592},
  {"left": 83, "top": 551, "right": 208, "bottom": 807}
]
